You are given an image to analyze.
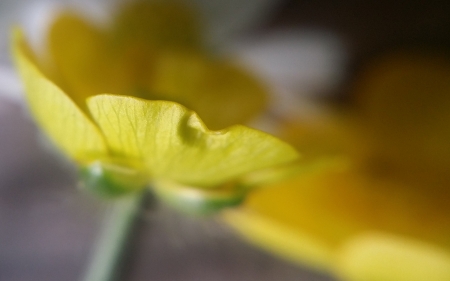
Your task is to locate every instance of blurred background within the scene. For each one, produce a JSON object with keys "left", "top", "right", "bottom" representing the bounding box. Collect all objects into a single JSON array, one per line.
[{"left": 1, "top": 0, "right": 450, "bottom": 280}]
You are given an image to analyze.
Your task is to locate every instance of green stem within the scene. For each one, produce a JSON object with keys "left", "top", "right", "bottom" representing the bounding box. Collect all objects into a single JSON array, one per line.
[{"left": 82, "top": 192, "right": 144, "bottom": 281}]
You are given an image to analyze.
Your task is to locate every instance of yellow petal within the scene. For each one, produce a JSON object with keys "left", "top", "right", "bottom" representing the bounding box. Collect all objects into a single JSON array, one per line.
[
  {"left": 223, "top": 163, "right": 350, "bottom": 271},
  {"left": 87, "top": 95, "right": 298, "bottom": 187},
  {"left": 48, "top": 13, "right": 128, "bottom": 108},
  {"left": 108, "top": 1, "right": 205, "bottom": 95},
  {"left": 336, "top": 233, "right": 450, "bottom": 281},
  {"left": 112, "top": 1, "right": 203, "bottom": 52},
  {"left": 150, "top": 52, "right": 268, "bottom": 130},
  {"left": 12, "top": 28, "right": 108, "bottom": 162},
  {"left": 225, "top": 164, "right": 450, "bottom": 271},
  {"left": 223, "top": 209, "right": 334, "bottom": 271}
]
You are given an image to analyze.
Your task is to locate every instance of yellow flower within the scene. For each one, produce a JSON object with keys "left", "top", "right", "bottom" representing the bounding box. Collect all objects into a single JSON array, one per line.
[
  {"left": 12, "top": 2, "right": 298, "bottom": 214},
  {"left": 224, "top": 50, "right": 450, "bottom": 280},
  {"left": 41, "top": 1, "right": 268, "bottom": 131}
]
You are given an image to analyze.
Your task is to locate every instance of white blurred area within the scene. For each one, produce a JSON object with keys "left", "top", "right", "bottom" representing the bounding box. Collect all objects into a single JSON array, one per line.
[
  {"left": 230, "top": 30, "right": 346, "bottom": 121},
  {"left": 0, "top": 64, "right": 22, "bottom": 102},
  {"left": 0, "top": 0, "right": 285, "bottom": 61}
]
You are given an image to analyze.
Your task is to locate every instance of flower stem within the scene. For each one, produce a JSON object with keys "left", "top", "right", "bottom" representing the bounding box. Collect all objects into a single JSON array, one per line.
[{"left": 82, "top": 191, "right": 145, "bottom": 281}]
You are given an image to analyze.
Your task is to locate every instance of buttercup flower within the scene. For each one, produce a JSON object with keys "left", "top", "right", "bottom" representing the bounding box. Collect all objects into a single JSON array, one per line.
[
  {"left": 45, "top": 1, "right": 268, "bottom": 130},
  {"left": 12, "top": 2, "right": 298, "bottom": 214},
  {"left": 224, "top": 51, "right": 450, "bottom": 280}
]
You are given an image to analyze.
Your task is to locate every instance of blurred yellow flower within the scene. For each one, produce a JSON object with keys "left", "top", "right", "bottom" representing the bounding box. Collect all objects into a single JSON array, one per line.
[
  {"left": 224, "top": 50, "right": 450, "bottom": 280},
  {"left": 46, "top": 1, "right": 268, "bottom": 131},
  {"left": 12, "top": 2, "right": 298, "bottom": 214}
]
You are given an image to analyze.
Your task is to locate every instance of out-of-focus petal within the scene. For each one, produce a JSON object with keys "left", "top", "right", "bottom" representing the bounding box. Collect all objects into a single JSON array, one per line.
[
  {"left": 150, "top": 52, "right": 268, "bottom": 130},
  {"left": 87, "top": 94, "right": 298, "bottom": 187},
  {"left": 336, "top": 233, "right": 450, "bottom": 281},
  {"left": 225, "top": 164, "right": 450, "bottom": 277},
  {"left": 223, "top": 207, "right": 334, "bottom": 271},
  {"left": 48, "top": 13, "right": 128, "bottom": 108},
  {"left": 12, "top": 28, "right": 108, "bottom": 163},
  {"left": 111, "top": 1, "right": 203, "bottom": 52}
]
